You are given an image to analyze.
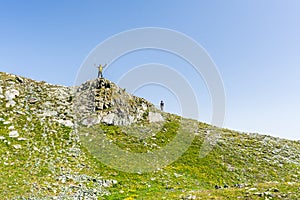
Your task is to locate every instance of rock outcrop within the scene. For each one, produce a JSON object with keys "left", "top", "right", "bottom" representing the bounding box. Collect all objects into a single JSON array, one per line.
[
  {"left": 0, "top": 72, "right": 164, "bottom": 129},
  {"left": 74, "top": 78, "right": 164, "bottom": 126}
]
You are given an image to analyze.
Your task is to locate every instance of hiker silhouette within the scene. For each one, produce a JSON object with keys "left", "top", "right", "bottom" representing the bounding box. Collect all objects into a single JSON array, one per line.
[
  {"left": 160, "top": 100, "right": 164, "bottom": 111},
  {"left": 95, "top": 64, "right": 107, "bottom": 78}
]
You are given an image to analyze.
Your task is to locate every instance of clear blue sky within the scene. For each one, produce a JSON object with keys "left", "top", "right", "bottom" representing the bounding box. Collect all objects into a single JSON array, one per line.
[{"left": 0, "top": 0, "right": 299, "bottom": 140}]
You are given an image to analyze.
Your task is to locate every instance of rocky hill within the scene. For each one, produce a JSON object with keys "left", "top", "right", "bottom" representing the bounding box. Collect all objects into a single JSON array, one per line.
[
  {"left": 0, "top": 71, "right": 300, "bottom": 199},
  {"left": 74, "top": 78, "right": 163, "bottom": 127}
]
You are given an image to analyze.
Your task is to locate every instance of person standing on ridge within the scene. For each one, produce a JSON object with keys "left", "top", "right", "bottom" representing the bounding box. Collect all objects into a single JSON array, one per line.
[
  {"left": 160, "top": 100, "right": 164, "bottom": 111},
  {"left": 95, "top": 64, "right": 107, "bottom": 78}
]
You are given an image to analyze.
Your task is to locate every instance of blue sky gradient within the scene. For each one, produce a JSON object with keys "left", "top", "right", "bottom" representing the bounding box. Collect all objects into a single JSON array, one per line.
[{"left": 0, "top": 0, "right": 299, "bottom": 139}]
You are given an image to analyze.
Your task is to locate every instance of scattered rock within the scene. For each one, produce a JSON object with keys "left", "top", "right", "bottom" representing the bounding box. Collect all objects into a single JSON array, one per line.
[
  {"left": 5, "top": 89, "right": 19, "bottom": 100},
  {"left": 148, "top": 112, "right": 164, "bottom": 123},
  {"left": 28, "top": 97, "right": 39, "bottom": 104},
  {"left": 6, "top": 100, "right": 16, "bottom": 107},
  {"left": 264, "top": 191, "right": 274, "bottom": 197},
  {"left": 174, "top": 173, "right": 182, "bottom": 178},
  {"left": 13, "top": 144, "right": 22, "bottom": 149},
  {"left": 33, "top": 146, "right": 39, "bottom": 151},
  {"left": 234, "top": 183, "right": 243, "bottom": 188},
  {"left": 9, "top": 130, "right": 19, "bottom": 138},
  {"left": 17, "top": 137, "right": 27, "bottom": 141},
  {"left": 248, "top": 187, "right": 257, "bottom": 192},
  {"left": 41, "top": 110, "right": 58, "bottom": 117},
  {"left": 183, "top": 194, "right": 196, "bottom": 200},
  {"left": 253, "top": 192, "right": 263, "bottom": 197},
  {"left": 56, "top": 119, "right": 74, "bottom": 127}
]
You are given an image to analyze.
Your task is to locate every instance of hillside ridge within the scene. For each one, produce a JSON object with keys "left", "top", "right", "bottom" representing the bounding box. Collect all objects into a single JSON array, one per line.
[{"left": 1, "top": 71, "right": 300, "bottom": 199}]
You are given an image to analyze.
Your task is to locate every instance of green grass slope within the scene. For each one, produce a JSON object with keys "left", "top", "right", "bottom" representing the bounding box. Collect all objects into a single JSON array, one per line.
[{"left": 0, "top": 72, "right": 299, "bottom": 199}]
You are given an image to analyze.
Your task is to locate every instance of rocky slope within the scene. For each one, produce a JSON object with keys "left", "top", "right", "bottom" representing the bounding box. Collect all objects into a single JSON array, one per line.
[
  {"left": 0, "top": 72, "right": 300, "bottom": 199},
  {"left": 0, "top": 72, "right": 117, "bottom": 199},
  {"left": 0, "top": 72, "right": 164, "bottom": 199}
]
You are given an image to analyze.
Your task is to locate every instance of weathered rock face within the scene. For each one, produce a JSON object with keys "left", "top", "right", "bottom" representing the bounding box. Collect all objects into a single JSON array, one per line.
[
  {"left": 74, "top": 78, "right": 164, "bottom": 126},
  {"left": 0, "top": 72, "right": 74, "bottom": 130},
  {"left": 0, "top": 72, "right": 164, "bottom": 129}
]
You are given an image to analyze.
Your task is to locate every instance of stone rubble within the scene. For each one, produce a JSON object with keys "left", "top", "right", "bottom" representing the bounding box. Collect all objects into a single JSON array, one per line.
[{"left": 9, "top": 130, "right": 19, "bottom": 138}]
